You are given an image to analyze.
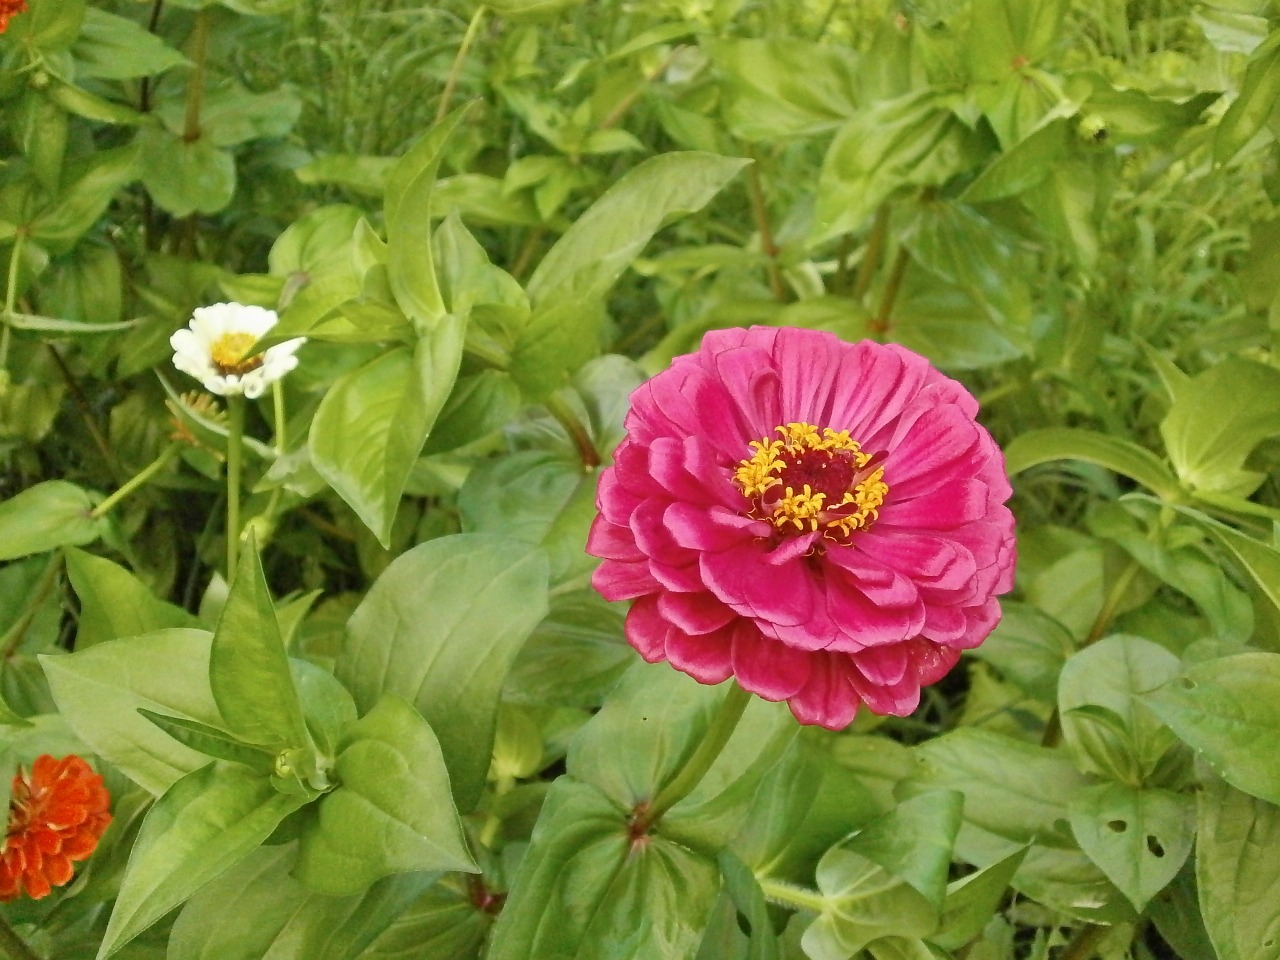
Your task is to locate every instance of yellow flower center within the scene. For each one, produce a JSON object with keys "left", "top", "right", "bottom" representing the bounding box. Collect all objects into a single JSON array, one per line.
[
  {"left": 733, "top": 422, "right": 888, "bottom": 540},
  {"left": 210, "top": 332, "right": 264, "bottom": 376}
]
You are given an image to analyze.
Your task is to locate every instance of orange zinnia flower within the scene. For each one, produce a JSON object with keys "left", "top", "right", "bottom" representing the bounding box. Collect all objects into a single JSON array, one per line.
[
  {"left": 0, "top": 755, "right": 112, "bottom": 901},
  {"left": 0, "top": 0, "right": 27, "bottom": 34}
]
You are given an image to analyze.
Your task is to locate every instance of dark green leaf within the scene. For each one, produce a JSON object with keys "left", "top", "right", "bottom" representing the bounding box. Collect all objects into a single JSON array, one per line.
[
  {"left": 66, "top": 548, "right": 201, "bottom": 649},
  {"left": 1004, "top": 427, "right": 1181, "bottom": 498},
  {"left": 309, "top": 317, "right": 465, "bottom": 545},
  {"left": 1143, "top": 652, "right": 1280, "bottom": 805},
  {"left": 335, "top": 534, "right": 550, "bottom": 812},
  {"left": 40, "top": 629, "right": 222, "bottom": 794},
  {"left": 137, "top": 710, "right": 275, "bottom": 773},
  {"left": 487, "top": 777, "right": 719, "bottom": 960},
  {"left": 294, "top": 694, "right": 476, "bottom": 895},
  {"left": 0, "top": 480, "right": 105, "bottom": 560},
  {"left": 98, "top": 762, "right": 308, "bottom": 959},
  {"left": 209, "top": 540, "right": 310, "bottom": 750},
  {"left": 71, "top": 8, "right": 189, "bottom": 79},
  {"left": 1216, "top": 30, "right": 1280, "bottom": 163},
  {"left": 1197, "top": 776, "right": 1280, "bottom": 960},
  {"left": 168, "top": 842, "right": 433, "bottom": 960}
]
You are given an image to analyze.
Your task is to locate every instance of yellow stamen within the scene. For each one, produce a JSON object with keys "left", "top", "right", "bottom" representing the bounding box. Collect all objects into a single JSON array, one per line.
[
  {"left": 210, "top": 332, "right": 263, "bottom": 376},
  {"left": 732, "top": 421, "right": 888, "bottom": 539}
]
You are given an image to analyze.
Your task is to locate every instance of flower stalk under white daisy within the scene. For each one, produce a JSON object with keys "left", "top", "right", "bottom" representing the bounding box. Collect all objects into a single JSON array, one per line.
[{"left": 225, "top": 395, "right": 246, "bottom": 579}]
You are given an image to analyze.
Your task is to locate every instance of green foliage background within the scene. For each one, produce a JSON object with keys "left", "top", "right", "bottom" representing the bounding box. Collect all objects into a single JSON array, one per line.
[{"left": 3, "top": 0, "right": 1280, "bottom": 959}]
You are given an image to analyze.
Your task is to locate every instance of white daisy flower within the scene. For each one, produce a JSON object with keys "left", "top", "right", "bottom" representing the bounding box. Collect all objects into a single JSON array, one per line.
[{"left": 170, "top": 302, "right": 305, "bottom": 399}]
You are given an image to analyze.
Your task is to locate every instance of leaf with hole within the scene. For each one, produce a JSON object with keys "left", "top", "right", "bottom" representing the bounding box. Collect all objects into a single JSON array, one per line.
[{"left": 1068, "top": 782, "right": 1193, "bottom": 911}]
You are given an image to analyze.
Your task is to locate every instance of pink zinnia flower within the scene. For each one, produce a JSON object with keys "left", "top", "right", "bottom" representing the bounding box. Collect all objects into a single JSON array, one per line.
[{"left": 587, "top": 327, "right": 1016, "bottom": 729}]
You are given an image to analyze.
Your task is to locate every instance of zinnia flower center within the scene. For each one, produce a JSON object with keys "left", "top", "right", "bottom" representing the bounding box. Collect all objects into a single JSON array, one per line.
[
  {"left": 210, "top": 332, "right": 265, "bottom": 376},
  {"left": 733, "top": 422, "right": 888, "bottom": 540}
]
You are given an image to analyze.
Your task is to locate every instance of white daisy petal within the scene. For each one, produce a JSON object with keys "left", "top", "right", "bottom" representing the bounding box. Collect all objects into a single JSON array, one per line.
[{"left": 171, "top": 302, "right": 305, "bottom": 398}]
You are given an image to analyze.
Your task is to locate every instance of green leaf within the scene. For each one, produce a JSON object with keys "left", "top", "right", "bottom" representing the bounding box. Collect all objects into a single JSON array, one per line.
[
  {"left": 708, "top": 37, "right": 860, "bottom": 141},
  {"left": 159, "top": 83, "right": 301, "bottom": 148},
  {"left": 168, "top": 842, "right": 432, "bottom": 960},
  {"left": 511, "top": 151, "right": 746, "bottom": 397},
  {"left": 961, "top": 117, "right": 1071, "bottom": 203},
  {"left": 335, "top": 534, "right": 550, "bottom": 812},
  {"left": 1160, "top": 357, "right": 1280, "bottom": 495},
  {"left": 967, "top": 0, "right": 1067, "bottom": 80},
  {"left": 384, "top": 105, "right": 474, "bottom": 330},
  {"left": 931, "top": 847, "right": 1028, "bottom": 951},
  {"left": 209, "top": 541, "right": 310, "bottom": 750},
  {"left": 906, "top": 729, "right": 1086, "bottom": 861},
  {"left": 813, "top": 90, "right": 990, "bottom": 244},
  {"left": 504, "top": 589, "right": 631, "bottom": 709},
  {"left": 8, "top": 0, "right": 86, "bottom": 51},
  {"left": 717, "top": 851, "right": 782, "bottom": 960},
  {"left": 138, "top": 126, "right": 236, "bottom": 217},
  {"left": 1143, "top": 652, "right": 1280, "bottom": 805},
  {"left": 0, "top": 480, "right": 105, "bottom": 560},
  {"left": 1197, "top": 776, "right": 1280, "bottom": 960},
  {"left": 359, "top": 880, "right": 492, "bottom": 960},
  {"left": 1158, "top": 502, "right": 1280, "bottom": 622},
  {"left": 71, "top": 8, "right": 189, "bottom": 79},
  {"left": 487, "top": 777, "right": 720, "bottom": 960},
  {"left": 965, "top": 601, "right": 1073, "bottom": 702},
  {"left": 567, "top": 666, "right": 795, "bottom": 848},
  {"left": 525, "top": 151, "right": 749, "bottom": 308},
  {"left": 65, "top": 548, "right": 200, "bottom": 649},
  {"left": 295, "top": 694, "right": 476, "bottom": 895},
  {"left": 137, "top": 710, "right": 275, "bottom": 773},
  {"left": 1068, "top": 783, "right": 1193, "bottom": 911},
  {"left": 457, "top": 450, "right": 597, "bottom": 584},
  {"left": 40, "top": 629, "right": 222, "bottom": 794},
  {"left": 1216, "top": 30, "right": 1280, "bottom": 164},
  {"left": 1057, "top": 634, "right": 1182, "bottom": 783},
  {"left": 309, "top": 317, "right": 464, "bottom": 546},
  {"left": 800, "top": 792, "right": 963, "bottom": 960},
  {"left": 97, "top": 762, "right": 308, "bottom": 960},
  {"left": 1004, "top": 427, "right": 1181, "bottom": 498}
]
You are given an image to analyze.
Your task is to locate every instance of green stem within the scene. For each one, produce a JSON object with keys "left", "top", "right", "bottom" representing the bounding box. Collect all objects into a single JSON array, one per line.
[
  {"left": 436, "top": 4, "right": 487, "bottom": 124},
  {"left": 852, "top": 204, "right": 890, "bottom": 302},
  {"left": 0, "top": 914, "right": 43, "bottom": 960},
  {"left": 639, "top": 682, "right": 752, "bottom": 829},
  {"left": 745, "top": 149, "right": 786, "bottom": 302},
  {"left": 182, "top": 9, "right": 211, "bottom": 143},
  {"left": 871, "top": 245, "right": 910, "bottom": 336},
  {"left": 225, "top": 395, "right": 246, "bottom": 580},
  {"left": 544, "top": 393, "right": 600, "bottom": 470},
  {"left": 1059, "top": 923, "right": 1109, "bottom": 960},
  {"left": 272, "top": 380, "right": 287, "bottom": 455},
  {"left": 757, "top": 876, "right": 827, "bottom": 914},
  {"left": 479, "top": 772, "right": 515, "bottom": 849},
  {"left": 0, "top": 230, "right": 27, "bottom": 372},
  {"left": 89, "top": 443, "right": 182, "bottom": 519}
]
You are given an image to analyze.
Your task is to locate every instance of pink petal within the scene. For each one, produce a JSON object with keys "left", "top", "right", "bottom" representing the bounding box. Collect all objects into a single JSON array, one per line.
[
  {"left": 666, "top": 502, "right": 763, "bottom": 552},
  {"left": 906, "top": 638, "right": 961, "bottom": 686},
  {"left": 592, "top": 560, "right": 659, "bottom": 602},
  {"left": 787, "top": 654, "right": 860, "bottom": 729},
  {"left": 585, "top": 516, "right": 645, "bottom": 563},
  {"left": 658, "top": 591, "right": 736, "bottom": 635},
  {"left": 665, "top": 623, "right": 735, "bottom": 684},
  {"left": 730, "top": 624, "right": 812, "bottom": 701},
  {"left": 699, "top": 544, "right": 814, "bottom": 628},
  {"left": 624, "top": 595, "right": 668, "bottom": 661},
  {"left": 853, "top": 643, "right": 910, "bottom": 685}
]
